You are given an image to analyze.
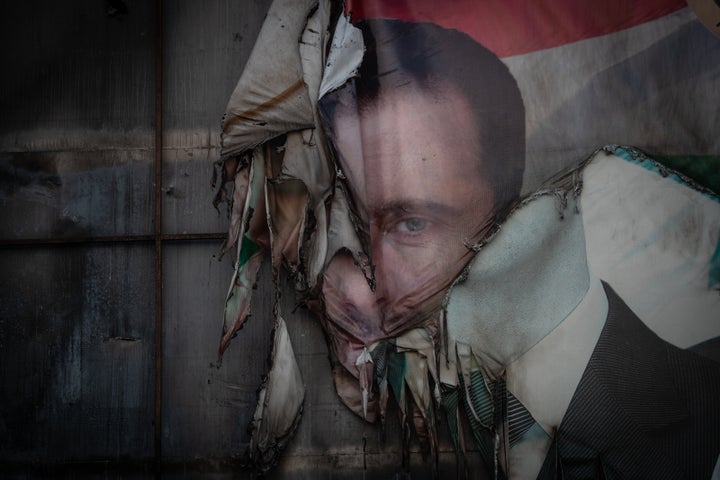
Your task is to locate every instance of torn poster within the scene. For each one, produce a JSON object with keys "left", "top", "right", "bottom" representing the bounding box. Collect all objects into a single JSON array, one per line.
[{"left": 214, "top": 0, "right": 720, "bottom": 477}]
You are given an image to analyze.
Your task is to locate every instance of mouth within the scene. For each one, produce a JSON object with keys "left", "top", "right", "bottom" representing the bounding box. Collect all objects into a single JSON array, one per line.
[
  {"left": 322, "top": 272, "right": 447, "bottom": 347},
  {"left": 321, "top": 297, "right": 385, "bottom": 343},
  {"left": 372, "top": 288, "right": 445, "bottom": 336}
]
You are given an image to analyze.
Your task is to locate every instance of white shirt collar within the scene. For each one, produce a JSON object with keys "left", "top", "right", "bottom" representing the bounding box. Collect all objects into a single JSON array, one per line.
[
  {"left": 507, "top": 273, "right": 608, "bottom": 435},
  {"left": 503, "top": 274, "right": 607, "bottom": 479}
]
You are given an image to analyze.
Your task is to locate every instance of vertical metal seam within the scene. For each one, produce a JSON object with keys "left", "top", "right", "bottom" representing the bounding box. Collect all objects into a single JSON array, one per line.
[{"left": 153, "top": 0, "right": 164, "bottom": 468}]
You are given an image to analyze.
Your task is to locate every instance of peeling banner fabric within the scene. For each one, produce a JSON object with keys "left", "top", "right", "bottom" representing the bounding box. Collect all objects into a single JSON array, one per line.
[{"left": 215, "top": 0, "right": 720, "bottom": 477}]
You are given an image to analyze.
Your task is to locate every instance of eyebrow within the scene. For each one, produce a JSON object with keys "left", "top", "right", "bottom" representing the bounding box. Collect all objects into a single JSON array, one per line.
[{"left": 371, "top": 200, "right": 463, "bottom": 220}]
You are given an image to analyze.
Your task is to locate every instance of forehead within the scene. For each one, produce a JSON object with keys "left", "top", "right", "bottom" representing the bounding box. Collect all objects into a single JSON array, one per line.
[
  {"left": 358, "top": 83, "right": 476, "bottom": 134},
  {"left": 330, "top": 85, "right": 485, "bottom": 208}
]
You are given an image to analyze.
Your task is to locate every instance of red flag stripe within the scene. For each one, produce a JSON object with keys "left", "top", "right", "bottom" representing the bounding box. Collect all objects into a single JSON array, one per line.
[{"left": 345, "top": 0, "right": 687, "bottom": 57}]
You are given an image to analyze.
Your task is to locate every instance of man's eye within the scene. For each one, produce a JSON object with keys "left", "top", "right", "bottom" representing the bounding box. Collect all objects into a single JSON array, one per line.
[{"left": 395, "top": 218, "right": 428, "bottom": 234}]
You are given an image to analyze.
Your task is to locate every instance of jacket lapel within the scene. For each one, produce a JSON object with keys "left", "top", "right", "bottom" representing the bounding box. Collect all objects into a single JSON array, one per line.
[{"left": 537, "top": 282, "right": 689, "bottom": 479}]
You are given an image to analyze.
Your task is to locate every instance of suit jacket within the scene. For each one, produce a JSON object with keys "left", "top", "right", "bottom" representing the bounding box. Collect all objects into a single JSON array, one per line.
[{"left": 537, "top": 282, "right": 720, "bottom": 480}]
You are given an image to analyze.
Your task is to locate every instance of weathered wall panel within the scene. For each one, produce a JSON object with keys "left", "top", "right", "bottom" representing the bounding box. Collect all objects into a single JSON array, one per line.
[
  {"left": 0, "top": 0, "right": 158, "bottom": 464},
  {"left": 160, "top": 244, "right": 272, "bottom": 460},
  {"left": 163, "top": 0, "right": 271, "bottom": 131},
  {"left": 0, "top": 150, "right": 154, "bottom": 240},
  {"left": 160, "top": 148, "right": 226, "bottom": 237},
  {"left": 0, "top": 0, "right": 155, "bottom": 136},
  {"left": 0, "top": 0, "right": 156, "bottom": 240},
  {"left": 0, "top": 246, "right": 155, "bottom": 463},
  {"left": 161, "top": 0, "right": 272, "bottom": 236},
  {"left": 0, "top": 0, "right": 278, "bottom": 473}
]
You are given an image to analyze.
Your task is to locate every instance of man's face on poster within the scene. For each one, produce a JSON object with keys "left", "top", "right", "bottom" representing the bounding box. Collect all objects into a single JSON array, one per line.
[{"left": 322, "top": 84, "right": 496, "bottom": 343}]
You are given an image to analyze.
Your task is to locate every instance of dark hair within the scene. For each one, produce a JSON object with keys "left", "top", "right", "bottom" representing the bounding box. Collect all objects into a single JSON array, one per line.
[{"left": 320, "top": 18, "right": 526, "bottom": 212}]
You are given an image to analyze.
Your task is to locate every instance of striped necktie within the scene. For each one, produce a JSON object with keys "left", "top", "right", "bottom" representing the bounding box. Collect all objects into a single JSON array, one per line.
[{"left": 444, "top": 366, "right": 550, "bottom": 479}]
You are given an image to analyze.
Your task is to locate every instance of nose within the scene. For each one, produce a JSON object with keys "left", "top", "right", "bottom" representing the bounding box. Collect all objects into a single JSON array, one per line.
[{"left": 323, "top": 250, "right": 383, "bottom": 342}]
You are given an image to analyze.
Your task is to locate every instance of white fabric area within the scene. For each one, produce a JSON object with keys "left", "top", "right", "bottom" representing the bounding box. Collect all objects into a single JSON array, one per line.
[
  {"left": 582, "top": 151, "right": 720, "bottom": 348},
  {"left": 446, "top": 192, "right": 591, "bottom": 371},
  {"left": 504, "top": 8, "right": 694, "bottom": 144},
  {"left": 503, "top": 8, "right": 720, "bottom": 194}
]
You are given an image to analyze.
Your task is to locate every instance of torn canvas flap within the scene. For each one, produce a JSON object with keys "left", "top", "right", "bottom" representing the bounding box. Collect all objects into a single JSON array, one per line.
[
  {"left": 254, "top": 134, "right": 309, "bottom": 273},
  {"left": 354, "top": 346, "right": 374, "bottom": 419},
  {"left": 324, "top": 179, "right": 368, "bottom": 274},
  {"left": 264, "top": 178, "right": 308, "bottom": 272},
  {"left": 302, "top": 197, "right": 329, "bottom": 291},
  {"left": 298, "top": 0, "right": 331, "bottom": 107},
  {"left": 437, "top": 349, "right": 466, "bottom": 463},
  {"left": 402, "top": 348, "right": 438, "bottom": 463},
  {"left": 219, "top": 0, "right": 334, "bottom": 259},
  {"left": 221, "top": 0, "right": 336, "bottom": 291},
  {"left": 319, "top": 12, "right": 365, "bottom": 99},
  {"left": 369, "top": 340, "right": 390, "bottom": 425},
  {"left": 330, "top": 357, "right": 378, "bottom": 423},
  {"left": 222, "top": 157, "right": 250, "bottom": 257},
  {"left": 454, "top": 342, "right": 489, "bottom": 429},
  {"left": 292, "top": 2, "right": 344, "bottom": 290},
  {"left": 219, "top": 149, "right": 268, "bottom": 361},
  {"left": 220, "top": 0, "right": 325, "bottom": 158},
  {"left": 383, "top": 347, "right": 413, "bottom": 469},
  {"left": 219, "top": 246, "right": 264, "bottom": 360},
  {"left": 247, "top": 314, "right": 305, "bottom": 472},
  {"left": 279, "top": 130, "right": 334, "bottom": 289},
  {"left": 395, "top": 328, "right": 441, "bottom": 404}
]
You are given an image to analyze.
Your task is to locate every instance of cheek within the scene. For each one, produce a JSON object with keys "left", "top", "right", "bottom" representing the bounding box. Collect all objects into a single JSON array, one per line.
[{"left": 374, "top": 234, "right": 470, "bottom": 295}]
